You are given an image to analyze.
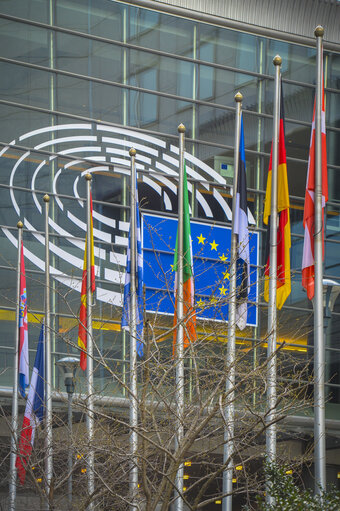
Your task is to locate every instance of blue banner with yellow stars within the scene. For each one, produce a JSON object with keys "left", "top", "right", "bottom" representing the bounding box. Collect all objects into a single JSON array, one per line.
[{"left": 143, "top": 214, "right": 258, "bottom": 326}]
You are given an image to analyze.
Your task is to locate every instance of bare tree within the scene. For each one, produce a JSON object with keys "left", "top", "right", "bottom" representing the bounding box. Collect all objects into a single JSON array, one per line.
[{"left": 0, "top": 231, "right": 314, "bottom": 511}]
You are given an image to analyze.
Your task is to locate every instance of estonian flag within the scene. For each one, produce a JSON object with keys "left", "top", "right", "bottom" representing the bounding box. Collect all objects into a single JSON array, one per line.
[
  {"left": 234, "top": 114, "right": 250, "bottom": 330},
  {"left": 121, "top": 178, "right": 144, "bottom": 357}
]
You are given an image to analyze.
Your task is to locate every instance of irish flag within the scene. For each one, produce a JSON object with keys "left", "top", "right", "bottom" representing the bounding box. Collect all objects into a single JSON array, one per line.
[
  {"left": 78, "top": 192, "right": 95, "bottom": 371},
  {"left": 173, "top": 163, "right": 197, "bottom": 355}
]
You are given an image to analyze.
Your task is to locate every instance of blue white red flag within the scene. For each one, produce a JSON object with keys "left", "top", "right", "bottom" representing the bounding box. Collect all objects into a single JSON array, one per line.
[
  {"left": 234, "top": 114, "right": 250, "bottom": 330},
  {"left": 19, "top": 241, "right": 29, "bottom": 398},
  {"left": 121, "top": 179, "right": 144, "bottom": 357},
  {"left": 16, "top": 323, "right": 45, "bottom": 485}
]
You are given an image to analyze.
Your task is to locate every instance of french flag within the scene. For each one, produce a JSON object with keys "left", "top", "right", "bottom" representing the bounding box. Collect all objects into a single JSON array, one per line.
[
  {"left": 16, "top": 324, "right": 45, "bottom": 485},
  {"left": 19, "top": 241, "right": 29, "bottom": 398}
]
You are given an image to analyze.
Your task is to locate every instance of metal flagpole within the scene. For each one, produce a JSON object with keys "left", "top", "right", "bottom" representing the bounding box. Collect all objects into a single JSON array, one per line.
[
  {"left": 129, "top": 148, "right": 139, "bottom": 509},
  {"left": 44, "top": 194, "right": 53, "bottom": 509},
  {"left": 9, "top": 221, "right": 23, "bottom": 511},
  {"left": 222, "top": 92, "right": 242, "bottom": 511},
  {"left": 85, "top": 174, "right": 95, "bottom": 510},
  {"left": 174, "top": 123, "right": 185, "bottom": 511},
  {"left": 313, "top": 25, "right": 326, "bottom": 496},
  {"left": 265, "top": 56, "right": 281, "bottom": 506}
]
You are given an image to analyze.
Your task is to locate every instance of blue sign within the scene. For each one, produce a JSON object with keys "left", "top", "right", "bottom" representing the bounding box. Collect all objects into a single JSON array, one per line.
[{"left": 143, "top": 214, "right": 258, "bottom": 326}]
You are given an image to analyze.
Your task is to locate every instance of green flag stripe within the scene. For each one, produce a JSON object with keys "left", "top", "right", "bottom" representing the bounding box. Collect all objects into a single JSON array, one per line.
[{"left": 174, "top": 162, "right": 193, "bottom": 282}]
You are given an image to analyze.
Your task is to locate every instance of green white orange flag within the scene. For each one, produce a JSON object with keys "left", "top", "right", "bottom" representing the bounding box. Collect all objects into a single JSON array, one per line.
[
  {"left": 78, "top": 192, "right": 95, "bottom": 371},
  {"left": 263, "top": 86, "right": 291, "bottom": 310},
  {"left": 173, "top": 163, "right": 197, "bottom": 355}
]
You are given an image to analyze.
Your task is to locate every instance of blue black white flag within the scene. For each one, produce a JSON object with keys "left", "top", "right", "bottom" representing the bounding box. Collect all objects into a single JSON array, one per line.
[
  {"left": 234, "top": 114, "right": 250, "bottom": 330},
  {"left": 121, "top": 179, "right": 144, "bottom": 357}
]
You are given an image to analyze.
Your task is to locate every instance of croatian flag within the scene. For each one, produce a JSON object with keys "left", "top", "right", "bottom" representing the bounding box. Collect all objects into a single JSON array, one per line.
[
  {"left": 16, "top": 323, "right": 45, "bottom": 485},
  {"left": 121, "top": 178, "right": 144, "bottom": 357},
  {"left": 234, "top": 114, "right": 250, "bottom": 330},
  {"left": 19, "top": 241, "right": 29, "bottom": 398}
]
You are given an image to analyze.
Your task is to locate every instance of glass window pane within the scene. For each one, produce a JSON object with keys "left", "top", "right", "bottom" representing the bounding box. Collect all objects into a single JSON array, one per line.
[
  {"left": 0, "top": 0, "right": 48, "bottom": 23},
  {"left": 128, "top": 7, "right": 194, "bottom": 56},
  {"left": 55, "top": 33, "right": 123, "bottom": 84},
  {"left": 0, "top": 19, "right": 49, "bottom": 66},
  {"left": 55, "top": 0, "right": 123, "bottom": 40}
]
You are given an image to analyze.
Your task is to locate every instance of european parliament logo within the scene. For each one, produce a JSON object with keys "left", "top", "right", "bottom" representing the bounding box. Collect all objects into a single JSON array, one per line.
[{"left": 143, "top": 214, "right": 258, "bottom": 326}]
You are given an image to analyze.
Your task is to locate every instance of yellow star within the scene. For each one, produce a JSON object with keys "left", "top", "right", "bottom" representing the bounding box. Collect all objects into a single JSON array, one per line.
[
  {"left": 196, "top": 298, "right": 205, "bottom": 308},
  {"left": 219, "top": 285, "right": 227, "bottom": 296},
  {"left": 170, "top": 264, "right": 174, "bottom": 271},
  {"left": 210, "top": 295, "right": 218, "bottom": 305},
  {"left": 210, "top": 240, "right": 218, "bottom": 251},
  {"left": 223, "top": 270, "right": 230, "bottom": 280},
  {"left": 197, "top": 233, "right": 206, "bottom": 244},
  {"left": 219, "top": 253, "right": 228, "bottom": 262}
]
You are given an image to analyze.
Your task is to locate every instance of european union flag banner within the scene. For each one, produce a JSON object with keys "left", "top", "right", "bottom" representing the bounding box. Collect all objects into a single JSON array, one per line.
[{"left": 143, "top": 214, "right": 258, "bottom": 326}]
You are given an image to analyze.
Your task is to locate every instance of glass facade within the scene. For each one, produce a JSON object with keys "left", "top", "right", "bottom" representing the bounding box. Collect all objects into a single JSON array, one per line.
[{"left": 0, "top": 0, "right": 339, "bottom": 440}]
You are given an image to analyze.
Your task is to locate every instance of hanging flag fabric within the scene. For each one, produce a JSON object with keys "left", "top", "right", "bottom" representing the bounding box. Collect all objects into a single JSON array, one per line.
[
  {"left": 234, "top": 114, "right": 250, "bottom": 330},
  {"left": 19, "top": 240, "right": 29, "bottom": 398},
  {"left": 263, "top": 85, "right": 291, "bottom": 310},
  {"left": 302, "top": 65, "right": 328, "bottom": 300},
  {"left": 16, "top": 323, "right": 45, "bottom": 485},
  {"left": 78, "top": 192, "right": 95, "bottom": 371},
  {"left": 121, "top": 179, "right": 144, "bottom": 357},
  {"left": 173, "top": 163, "right": 197, "bottom": 355}
]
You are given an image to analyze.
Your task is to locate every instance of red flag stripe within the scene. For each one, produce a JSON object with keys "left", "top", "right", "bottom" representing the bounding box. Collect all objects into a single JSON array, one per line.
[
  {"left": 78, "top": 193, "right": 95, "bottom": 370},
  {"left": 302, "top": 63, "right": 328, "bottom": 300}
]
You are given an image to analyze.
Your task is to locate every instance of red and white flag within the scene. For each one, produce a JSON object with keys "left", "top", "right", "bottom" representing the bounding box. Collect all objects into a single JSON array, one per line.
[
  {"left": 302, "top": 64, "right": 328, "bottom": 300},
  {"left": 16, "top": 324, "right": 45, "bottom": 485}
]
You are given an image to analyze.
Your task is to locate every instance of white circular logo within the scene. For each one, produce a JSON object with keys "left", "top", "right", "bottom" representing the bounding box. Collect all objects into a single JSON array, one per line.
[{"left": 3, "top": 123, "right": 254, "bottom": 305}]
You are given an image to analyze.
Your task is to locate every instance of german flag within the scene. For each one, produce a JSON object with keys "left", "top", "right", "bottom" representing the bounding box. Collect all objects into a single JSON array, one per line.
[
  {"left": 263, "top": 86, "right": 291, "bottom": 309},
  {"left": 78, "top": 192, "right": 95, "bottom": 371}
]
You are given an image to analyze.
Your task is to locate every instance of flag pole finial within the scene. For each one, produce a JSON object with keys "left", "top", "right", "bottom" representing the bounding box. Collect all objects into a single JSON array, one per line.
[
  {"left": 178, "top": 123, "right": 186, "bottom": 133},
  {"left": 85, "top": 173, "right": 92, "bottom": 181},
  {"left": 273, "top": 55, "right": 282, "bottom": 66},
  {"left": 129, "top": 148, "right": 136, "bottom": 157},
  {"left": 17, "top": 221, "right": 23, "bottom": 229},
  {"left": 315, "top": 25, "right": 324, "bottom": 38},
  {"left": 235, "top": 92, "right": 243, "bottom": 103},
  {"left": 43, "top": 194, "right": 50, "bottom": 203}
]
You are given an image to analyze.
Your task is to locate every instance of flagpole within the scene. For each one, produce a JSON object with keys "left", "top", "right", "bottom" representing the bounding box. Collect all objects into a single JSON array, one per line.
[
  {"left": 85, "top": 174, "right": 95, "bottom": 509},
  {"left": 174, "top": 123, "right": 185, "bottom": 511},
  {"left": 44, "top": 194, "right": 53, "bottom": 509},
  {"left": 9, "top": 221, "right": 23, "bottom": 511},
  {"left": 266, "top": 56, "right": 281, "bottom": 505},
  {"left": 314, "top": 25, "right": 326, "bottom": 496},
  {"left": 129, "top": 148, "right": 139, "bottom": 509},
  {"left": 222, "top": 92, "right": 242, "bottom": 511}
]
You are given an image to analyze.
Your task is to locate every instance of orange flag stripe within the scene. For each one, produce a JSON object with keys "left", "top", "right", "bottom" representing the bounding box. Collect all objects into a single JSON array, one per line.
[{"left": 173, "top": 276, "right": 197, "bottom": 357}]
